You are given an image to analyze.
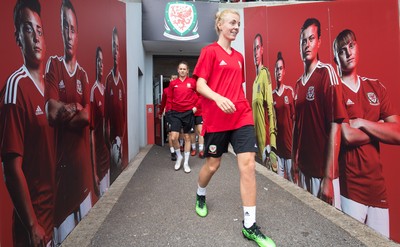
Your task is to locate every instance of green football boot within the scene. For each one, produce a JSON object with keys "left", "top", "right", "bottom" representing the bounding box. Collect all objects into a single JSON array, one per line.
[
  {"left": 242, "top": 222, "right": 276, "bottom": 247},
  {"left": 195, "top": 194, "right": 208, "bottom": 217}
]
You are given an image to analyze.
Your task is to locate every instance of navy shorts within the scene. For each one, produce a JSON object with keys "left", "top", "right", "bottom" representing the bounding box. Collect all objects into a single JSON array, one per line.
[
  {"left": 169, "top": 110, "right": 194, "bottom": 133},
  {"left": 203, "top": 125, "right": 258, "bottom": 158}
]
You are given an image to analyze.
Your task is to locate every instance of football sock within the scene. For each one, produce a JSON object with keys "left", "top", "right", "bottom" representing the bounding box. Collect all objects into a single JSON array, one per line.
[
  {"left": 197, "top": 184, "right": 206, "bottom": 196},
  {"left": 184, "top": 152, "right": 190, "bottom": 163},
  {"left": 175, "top": 149, "right": 182, "bottom": 159},
  {"left": 243, "top": 206, "right": 256, "bottom": 228}
]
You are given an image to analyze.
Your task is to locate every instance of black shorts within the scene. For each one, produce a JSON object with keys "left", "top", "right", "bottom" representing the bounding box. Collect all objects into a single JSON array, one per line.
[
  {"left": 203, "top": 125, "right": 258, "bottom": 158},
  {"left": 169, "top": 110, "right": 194, "bottom": 133},
  {"left": 165, "top": 111, "right": 173, "bottom": 132},
  {"left": 195, "top": 116, "right": 203, "bottom": 125}
]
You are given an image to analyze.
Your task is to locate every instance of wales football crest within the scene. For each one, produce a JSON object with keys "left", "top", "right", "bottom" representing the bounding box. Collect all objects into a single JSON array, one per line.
[{"left": 164, "top": 1, "right": 199, "bottom": 41}]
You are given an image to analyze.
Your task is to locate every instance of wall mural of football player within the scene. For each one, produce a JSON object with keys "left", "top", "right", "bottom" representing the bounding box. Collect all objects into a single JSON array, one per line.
[
  {"left": 292, "top": 18, "right": 346, "bottom": 209},
  {"left": 90, "top": 46, "right": 111, "bottom": 197},
  {"left": 0, "top": 0, "right": 56, "bottom": 246},
  {"left": 251, "top": 33, "right": 277, "bottom": 171},
  {"left": 44, "top": 0, "right": 93, "bottom": 244},
  {"left": 0, "top": 0, "right": 126, "bottom": 246},
  {"left": 333, "top": 29, "right": 400, "bottom": 238},
  {"left": 105, "top": 27, "right": 126, "bottom": 181},
  {"left": 272, "top": 52, "right": 295, "bottom": 182}
]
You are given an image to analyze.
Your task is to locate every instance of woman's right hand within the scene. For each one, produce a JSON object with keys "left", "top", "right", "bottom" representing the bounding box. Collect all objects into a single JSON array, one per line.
[{"left": 215, "top": 95, "right": 236, "bottom": 114}]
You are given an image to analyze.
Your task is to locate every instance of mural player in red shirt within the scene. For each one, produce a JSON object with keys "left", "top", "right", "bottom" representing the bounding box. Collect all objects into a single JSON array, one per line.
[
  {"left": 292, "top": 18, "right": 346, "bottom": 208},
  {"left": 1, "top": 0, "right": 55, "bottom": 246},
  {"left": 90, "top": 47, "right": 111, "bottom": 197},
  {"left": 45, "top": 0, "right": 93, "bottom": 244},
  {"left": 272, "top": 52, "right": 295, "bottom": 182},
  {"left": 334, "top": 29, "right": 400, "bottom": 237},
  {"left": 105, "top": 27, "right": 126, "bottom": 178}
]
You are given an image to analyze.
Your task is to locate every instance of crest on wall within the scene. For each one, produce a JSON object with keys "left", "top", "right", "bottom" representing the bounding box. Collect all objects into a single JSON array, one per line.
[{"left": 164, "top": 1, "right": 199, "bottom": 41}]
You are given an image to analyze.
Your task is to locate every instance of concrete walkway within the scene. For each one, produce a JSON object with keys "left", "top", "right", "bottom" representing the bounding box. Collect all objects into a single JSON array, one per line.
[{"left": 62, "top": 145, "right": 399, "bottom": 247}]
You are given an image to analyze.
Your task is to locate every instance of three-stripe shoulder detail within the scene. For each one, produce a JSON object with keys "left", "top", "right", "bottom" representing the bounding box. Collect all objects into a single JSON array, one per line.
[
  {"left": 90, "top": 82, "right": 99, "bottom": 102},
  {"left": 318, "top": 62, "right": 339, "bottom": 86},
  {"left": 4, "top": 67, "right": 28, "bottom": 105}
]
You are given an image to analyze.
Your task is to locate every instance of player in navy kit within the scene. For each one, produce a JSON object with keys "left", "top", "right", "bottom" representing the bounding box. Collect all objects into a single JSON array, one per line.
[
  {"left": 45, "top": 0, "right": 93, "bottom": 244},
  {"left": 90, "top": 47, "right": 111, "bottom": 197},
  {"left": 334, "top": 29, "right": 400, "bottom": 237},
  {"left": 292, "top": 18, "right": 346, "bottom": 208},
  {"left": 1, "top": 1, "right": 55, "bottom": 246}
]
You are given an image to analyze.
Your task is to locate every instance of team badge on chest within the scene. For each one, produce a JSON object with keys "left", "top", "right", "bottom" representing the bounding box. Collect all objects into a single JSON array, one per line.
[
  {"left": 284, "top": 96, "right": 289, "bottom": 104},
  {"left": 306, "top": 86, "right": 315, "bottom": 101},
  {"left": 119, "top": 89, "right": 122, "bottom": 101},
  {"left": 367, "top": 92, "right": 379, "bottom": 106},
  {"left": 76, "top": 80, "right": 82, "bottom": 95}
]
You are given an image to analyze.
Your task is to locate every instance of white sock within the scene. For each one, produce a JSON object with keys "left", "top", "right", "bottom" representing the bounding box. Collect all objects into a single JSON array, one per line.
[
  {"left": 175, "top": 149, "right": 182, "bottom": 159},
  {"left": 197, "top": 184, "right": 206, "bottom": 196},
  {"left": 243, "top": 206, "right": 256, "bottom": 228},
  {"left": 179, "top": 139, "right": 184, "bottom": 146},
  {"left": 170, "top": 147, "right": 175, "bottom": 153},
  {"left": 199, "top": 144, "right": 204, "bottom": 151},
  {"left": 191, "top": 143, "right": 196, "bottom": 150},
  {"left": 184, "top": 152, "right": 190, "bottom": 164}
]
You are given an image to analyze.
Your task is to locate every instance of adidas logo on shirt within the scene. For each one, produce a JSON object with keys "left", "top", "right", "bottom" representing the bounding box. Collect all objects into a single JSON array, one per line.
[
  {"left": 346, "top": 99, "right": 355, "bottom": 105},
  {"left": 219, "top": 60, "right": 227, "bottom": 66},
  {"left": 35, "top": 106, "right": 44, "bottom": 115},
  {"left": 59, "top": 80, "right": 65, "bottom": 89}
]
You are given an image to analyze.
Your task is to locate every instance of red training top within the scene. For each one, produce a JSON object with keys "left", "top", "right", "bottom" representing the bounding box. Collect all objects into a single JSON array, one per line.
[
  {"left": 193, "top": 42, "right": 253, "bottom": 134},
  {"left": 168, "top": 76, "right": 197, "bottom": 112}
]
